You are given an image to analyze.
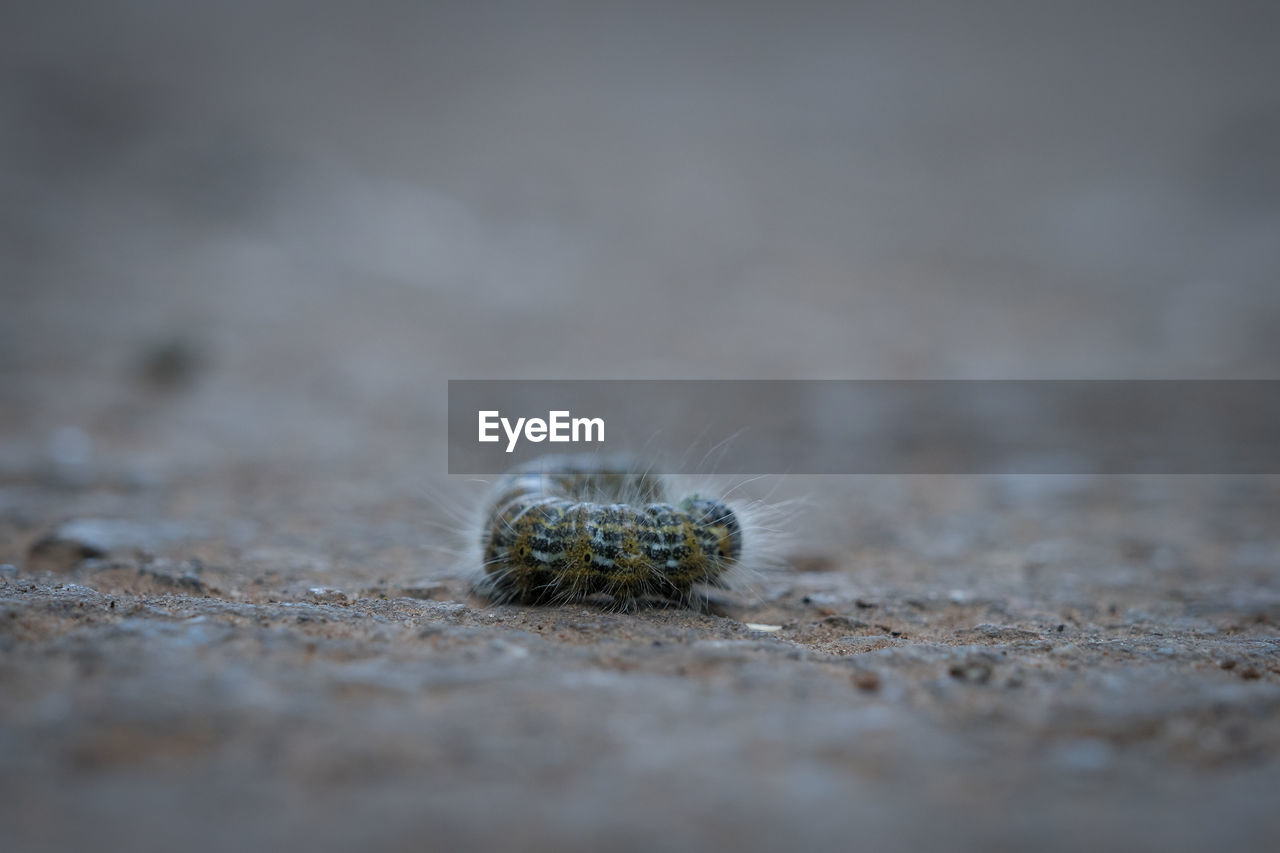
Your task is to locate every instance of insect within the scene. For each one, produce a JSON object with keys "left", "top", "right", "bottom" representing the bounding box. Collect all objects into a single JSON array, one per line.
[{"left": 470, "top": 455, "right": 771, "bottom": 610}]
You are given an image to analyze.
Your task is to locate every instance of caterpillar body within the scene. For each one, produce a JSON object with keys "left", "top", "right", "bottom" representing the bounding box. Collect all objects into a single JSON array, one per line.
[{"left": 471, "top": 455, "right": 764, "bottom": 610}]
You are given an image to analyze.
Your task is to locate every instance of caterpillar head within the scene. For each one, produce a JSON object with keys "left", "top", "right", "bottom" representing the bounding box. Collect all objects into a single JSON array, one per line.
[{"left": 678, "top": 496, "right": 742, "bottom": 565}]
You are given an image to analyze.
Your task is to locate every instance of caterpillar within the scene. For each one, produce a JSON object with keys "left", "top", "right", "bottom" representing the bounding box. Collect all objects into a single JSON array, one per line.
[{"left": 470, "top": 455, "right": 774, "bottom": 610}]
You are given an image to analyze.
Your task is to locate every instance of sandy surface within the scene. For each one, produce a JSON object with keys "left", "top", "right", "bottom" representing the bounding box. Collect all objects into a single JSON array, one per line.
[
  {"left": 3, "top": 3, "right": 1279, "bottom": 851},
  {"left": 3, "top": 476, "right": 1280, "bottom": 852}
]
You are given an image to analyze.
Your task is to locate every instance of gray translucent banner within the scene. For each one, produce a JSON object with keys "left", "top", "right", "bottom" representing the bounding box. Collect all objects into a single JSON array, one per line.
[{"left": 448, "top": 380, "right": 1280, "bottom": 474}]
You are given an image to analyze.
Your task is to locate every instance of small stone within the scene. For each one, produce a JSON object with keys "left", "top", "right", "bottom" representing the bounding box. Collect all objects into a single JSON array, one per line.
[
  {"left": 28, "top": 532, "right": 106, "bottom": 573},
  {"left": 308, "top": 587, "right": 349, "bottom": 605},
  {"left": 966, "top": 624, "right": 1042, "bottom": 642},
  {"left": 27, "top": 519, "right": 188, "bottom": 572},
  {"left": 744, "top": 623, "right": 782, "bottom": 633},
  {"left": 949, "top": 661, "right": 993, "bottom": 684},
  {"left": 800, "top": 592, "right": 842, "bottom": 608},
  {"left": 851, "top": 671, "right": 881, "bottom": 692},
  {"left": 819, "top": 615, "right": 868, "bottom": 630},
  {"left": 140, "top": 568, "right": 207, "bottom": 593}
]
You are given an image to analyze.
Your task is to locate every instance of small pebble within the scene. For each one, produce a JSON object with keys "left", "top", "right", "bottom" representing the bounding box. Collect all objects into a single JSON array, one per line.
[
  {"left": 819, "top": 615, "right": 868, "bottom": 630},
  {"left": 851, "top": 671, "right": 881, "bottom": 692},
  {"left": 308, "top": 587, "right": 349, "bottom": 605},
  {"left": 949, "top": 661, "right": 993, "bottom": 684}
]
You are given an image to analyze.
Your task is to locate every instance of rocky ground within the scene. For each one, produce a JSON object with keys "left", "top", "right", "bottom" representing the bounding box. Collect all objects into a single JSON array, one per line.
[{"left": 3, "top": 472, "right": 1278, "bottom": 852}]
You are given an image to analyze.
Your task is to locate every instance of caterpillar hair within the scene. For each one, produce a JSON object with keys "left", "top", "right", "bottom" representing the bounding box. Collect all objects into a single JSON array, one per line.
[{"left": 466, "top": 454, "right": 787, "bottom": 611}]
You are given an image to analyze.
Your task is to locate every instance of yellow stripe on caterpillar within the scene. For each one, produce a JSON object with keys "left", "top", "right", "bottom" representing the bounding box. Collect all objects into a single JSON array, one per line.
[{"left": 472, "top": 455, "right": 748, "bottom": 610}]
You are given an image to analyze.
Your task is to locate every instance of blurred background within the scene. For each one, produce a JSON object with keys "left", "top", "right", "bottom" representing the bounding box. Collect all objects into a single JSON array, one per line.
[
  {"left": 2, "top": 3, "right": 1279, "bottom": 851},
  {"left": 2, "top": 0, "right": 1278, "bottom": 488}
]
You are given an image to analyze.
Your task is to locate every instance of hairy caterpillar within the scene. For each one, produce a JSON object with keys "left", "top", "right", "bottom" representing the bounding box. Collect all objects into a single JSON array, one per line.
[{"left": 470, "top": 455, "right": 775, "bottom": 610}]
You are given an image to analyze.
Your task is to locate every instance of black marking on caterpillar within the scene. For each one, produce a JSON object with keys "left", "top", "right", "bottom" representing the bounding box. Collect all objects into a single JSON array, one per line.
[{"left": 470, "top": 455, "right": 769, "bottom": 611}]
